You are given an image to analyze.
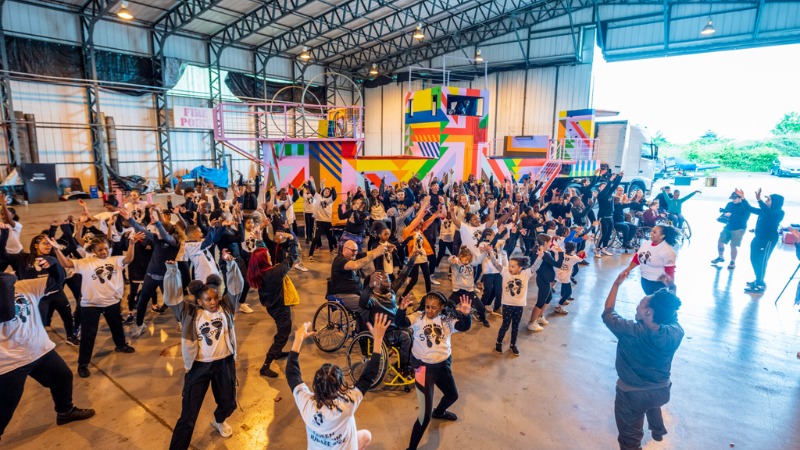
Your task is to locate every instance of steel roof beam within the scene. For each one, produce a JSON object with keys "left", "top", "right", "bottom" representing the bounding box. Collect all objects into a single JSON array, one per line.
[
  {"left": 210, "top": 0, "right": 319, "bottom": 49},
  {"left": 153, "top": 0, "right": 225, "bottom": 38}
]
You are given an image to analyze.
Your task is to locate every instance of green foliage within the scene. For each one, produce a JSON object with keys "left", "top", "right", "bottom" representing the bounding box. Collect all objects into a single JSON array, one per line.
[
  {"left": 699, "top": 130, "right": 719, "bottom": 142},
  {"left": 685, "top": 144, "right": 777, "bottom": 172},
  {"left": 772, "top": 112, "right": 800, "bottom": 136},
  {"left": 652, "top": 131, "right": 669, "bottom": 148}
]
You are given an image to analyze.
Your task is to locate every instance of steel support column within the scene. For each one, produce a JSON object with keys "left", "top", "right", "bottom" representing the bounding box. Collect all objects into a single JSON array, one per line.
[
  {"left": 0, "top": 0, "right": 19, "bottom": 169},
  {"left": 208, "top": 41, "right": 225, "bottom": 168},
  {"left": 152, "top": 30, "right": 173, "bottom": 187}
]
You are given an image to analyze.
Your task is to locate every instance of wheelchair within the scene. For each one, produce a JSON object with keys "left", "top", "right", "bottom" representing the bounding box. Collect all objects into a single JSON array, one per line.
[
  {"left": 346, "top": 330, "right": 415, "bottom": 392},
  {"left": 658, "top": 217, "right": 692, "bottom": 243},
  {"left": 595, "top": 224, "right": 640, "bottom": 253},
  {"left": 312, "top": 293, "right": 361, "bottom": 352}
]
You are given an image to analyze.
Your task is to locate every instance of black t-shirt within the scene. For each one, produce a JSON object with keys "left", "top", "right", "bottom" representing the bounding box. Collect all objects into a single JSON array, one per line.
[{"left": 330, "top": 254, "right": 363, "bottom": 295}]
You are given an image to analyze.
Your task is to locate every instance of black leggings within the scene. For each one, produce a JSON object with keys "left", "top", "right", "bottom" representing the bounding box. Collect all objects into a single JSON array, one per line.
[
  {"left": 558, "top": 282, "right": 573, "bottom": 305},
  {"left": 169, "top": 355, "right": 236, "bottom": 450},
  {"left": 135, "top": 275, "right": 164, "bottom": 326},
  {"left": 402, "top": 263, "right": 431, "bottom": 297},
  {"left": 0, "top": 350, "right": 74, "bottom": 437},
  {"left": 39, "top": 290, "right": 74, "bottom": 337},
  {"left": 535, "top": 276, "right": 553, "bottom": 308},
  {"left": 310, "top": 221, "right": 336, "bottom": 256},
  {"left": 78, "top": 302, "right": 128, "bottom": 366},
  {"left": 434, "top": 241, "right": 454, "bottom": 272},
  {"left": 496, "top": 305, "right": 523, "bottom": 345},
  {"left": 480, "top": 273, "right": 503, "bottom": 311},
  {"left": 304, "top": 213, "right": 315, "bottom": 242},
  {"left": 750, "top": 236, "right": 778, "bottom": 285},
  {"left": 408, "top": 356, "right": 459, "bottom": 450},
  {"left": 599, "top": 217, "right": 614, "bottom": 249}
]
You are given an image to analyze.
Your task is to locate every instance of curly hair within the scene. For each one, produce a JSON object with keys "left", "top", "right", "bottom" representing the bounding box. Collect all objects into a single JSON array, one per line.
[{"left": 312, "top": 363, "right": 353, "bottom": 411}]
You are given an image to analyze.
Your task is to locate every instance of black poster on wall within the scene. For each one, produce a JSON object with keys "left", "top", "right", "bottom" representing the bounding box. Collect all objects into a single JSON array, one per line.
[{"left": 20, "top": 163, "right": 59, "bottom": 204}]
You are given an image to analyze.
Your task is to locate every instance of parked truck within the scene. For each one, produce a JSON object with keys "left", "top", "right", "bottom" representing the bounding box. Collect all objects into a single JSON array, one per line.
[{"left": 594, "top": 120, "right": 659, "bottom": 194}]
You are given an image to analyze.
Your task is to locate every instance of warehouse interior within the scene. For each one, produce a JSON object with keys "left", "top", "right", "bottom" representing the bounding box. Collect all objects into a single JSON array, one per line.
[{"left": 2, "top": 1, "right": 800, "bottom": 449}]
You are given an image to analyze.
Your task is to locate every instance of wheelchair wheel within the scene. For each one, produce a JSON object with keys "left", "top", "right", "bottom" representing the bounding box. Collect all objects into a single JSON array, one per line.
[
  {"left": 682, "top": 220, "right": 692, "bottom": 240},
  {"left": 346, "top": 332, "right": 388, "bottom": 390},
  {"left": 312, "top": 302, "right": 350, "bottom": 352}
]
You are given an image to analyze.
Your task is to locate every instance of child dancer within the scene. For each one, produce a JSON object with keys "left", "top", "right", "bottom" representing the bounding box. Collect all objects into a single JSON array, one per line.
[
  {"left": 449, "top": 245, "right": 489, "bottom": 327},
  {"left": 494, "top": 251, "right": 539, "bottom": 356},
  {"left": 526, "top": 234, "right": 564, "bottom": 332},
  {"left": 552, "top": 242, "right": 585, "bottom": 315}
]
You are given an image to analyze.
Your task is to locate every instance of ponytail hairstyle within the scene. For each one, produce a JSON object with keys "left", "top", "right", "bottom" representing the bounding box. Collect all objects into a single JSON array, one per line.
[
  {"left": 187, "top": 274, "right": 224, "bottom": 305},
  {"left": 246, "top": 247, "right": 272, "bottom": 289},
  {"left": 536, "top": 233, "right": 551, "bottom": 247},
  {"left": 478, "top": 228, "right": 495, "bottom": 243},
  {"left": 457, "top": 245, "right": 473, "bottom": 262},
  {"left": 312, "top": 363, "right": 352, "bottom": 411},
  {"left": 510, "top": 257, "right": 529, "bottom": 269},
  {"left": 656, "top": 225, "right": 679, "bottom": 247}
]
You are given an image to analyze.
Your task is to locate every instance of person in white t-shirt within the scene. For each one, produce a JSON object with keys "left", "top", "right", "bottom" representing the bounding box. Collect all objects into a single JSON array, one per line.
[
  {"left": 551, "top": 242, "right": 586, "bottom": 316},
  {"left": 49, "top": 235, "right": 139, "bottom": 378},
  {"left": 0, "top": 192, "right": 23, "bottom": 261},
  {"left": 287, "top": 316, "right": 390, "bottom": 450},
  {"left": 396, "top": 293, "right": 473, "bottom": 450},
  {"left": 0, "top": 269, "right": 95, "bottom": 441},
  {"left": 183, "top": 224, "right": 223, "bottom": 284},
  {"left": 620, "top": 225, "right": 678, "bottom": 295},
  {"left": 495, "top": 253, "right": 537, "bottom": 357},
  {"left": 448, "top": 245, "right": 489, "bottom": 327}
]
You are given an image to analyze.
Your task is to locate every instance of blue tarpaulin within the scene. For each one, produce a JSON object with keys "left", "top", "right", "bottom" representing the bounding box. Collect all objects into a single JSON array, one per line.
[{"left": 182, "top": 161, "right": 229, "bottom": 189}]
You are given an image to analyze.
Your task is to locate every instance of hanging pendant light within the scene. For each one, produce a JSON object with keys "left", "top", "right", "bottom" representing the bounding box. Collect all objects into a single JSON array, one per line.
[
  {"left": 369, "top": 64, "right": 379, "bottom": 76},
  {"left": 412, "top": 23, "right": 425, "bottom": 40},
  {"left": 700, "top": 18, "right": 716, "bottom": 35},
  {"left": 474, "top": 49, "right": 484, "bottom": 62},
  {"left": 299, "top": 46, "right": 311, "bottom": 61},
  {"left": 117, "top": 1, "right": 133, "bottom": 20}
]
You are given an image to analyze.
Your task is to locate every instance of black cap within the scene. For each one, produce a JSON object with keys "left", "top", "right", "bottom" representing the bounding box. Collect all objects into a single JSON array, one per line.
[{"left": 729, "top": 192, "right": 740, "bottom": 199}]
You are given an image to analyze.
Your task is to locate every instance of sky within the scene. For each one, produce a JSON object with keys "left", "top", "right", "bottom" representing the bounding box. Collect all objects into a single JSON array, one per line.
[{"left": 591, "top": 43, "right": 800, "bottom": 144}]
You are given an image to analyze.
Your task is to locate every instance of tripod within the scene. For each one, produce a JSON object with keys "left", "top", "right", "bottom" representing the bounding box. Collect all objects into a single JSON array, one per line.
[{"left": 774, "top": 263, "right": 800, "bottom": 305}]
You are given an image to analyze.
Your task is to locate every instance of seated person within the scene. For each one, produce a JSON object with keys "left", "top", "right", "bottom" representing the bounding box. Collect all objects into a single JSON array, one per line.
[
  {"left": 329, "top": 239, "right": 389, "bottom": 318},
  {"left": 612, "top": 196, "right": 638, "bottom": 249},
  {"left": 642, "top": 200, "right": 666, "bottom": 228}
]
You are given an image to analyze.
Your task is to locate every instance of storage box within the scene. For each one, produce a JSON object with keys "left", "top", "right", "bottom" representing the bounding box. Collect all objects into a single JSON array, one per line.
[{"left": 674, "top": 176, "right": 692, "bottom": 186}]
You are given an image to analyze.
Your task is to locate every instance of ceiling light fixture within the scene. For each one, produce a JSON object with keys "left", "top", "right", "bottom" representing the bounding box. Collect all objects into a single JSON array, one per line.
[
  {"left": 299, "top": 46, "right": 311, "bottom": 61},
  {"left": 117, "top": 1, "right": 133, "bottom": 20},
  {"left": 412, "top": 23, "right": 425, "bottom": 40},
  {"left": 369, "top": 64, "right": 379, "bottom": 76},
  {"left": 700, "top": 18, "right": 716, "bottom": 35},
  {"left": 474, "top": 49, "right": 484, "bottom": 62}
]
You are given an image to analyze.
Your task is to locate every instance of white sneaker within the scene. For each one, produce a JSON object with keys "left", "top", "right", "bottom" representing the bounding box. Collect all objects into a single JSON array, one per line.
[
  {"left": 211, "top": 420, "right": 233, "bottom": 438},
  {"left": 594, "top": 250, "right": 603, "bottom": 258},
  {"left": 537, "top": 316, "right": 549, "bottom": 326},
  {"left": 431, "top": 278, "right": 441, "bottom": 286},
  {"left": 294, "top": 262, "right": 309, "bottom": 272},
  {"left": 239, "top": 303, "right": 254, "bottom": 314},
  {"left": 526, "top": 321, "right": 544, "bottom": 332},
  {"left": 130, "top": 324, "right": 146, "bottom": 338},
  {"left": 602, "top": 249, "right": 613, "bottom": 256}
]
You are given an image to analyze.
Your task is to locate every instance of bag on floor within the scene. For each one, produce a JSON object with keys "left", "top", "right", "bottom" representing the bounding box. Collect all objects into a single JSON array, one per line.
[
  {"left": 164, "top": 262, "right": 183, "bottom": 306},
  {"left": 283, "top": 276, "right": 300, "bottom": 306}
]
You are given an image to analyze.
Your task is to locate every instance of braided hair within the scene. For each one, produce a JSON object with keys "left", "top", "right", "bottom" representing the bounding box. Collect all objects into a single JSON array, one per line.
[{"left": 312, "top": 363, "right": 353, "bottom": 411}]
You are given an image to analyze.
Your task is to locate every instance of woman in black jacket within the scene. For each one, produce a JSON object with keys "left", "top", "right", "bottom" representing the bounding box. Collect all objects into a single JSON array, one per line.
[
  {"left": 739, "top": 188, "right": 785, "bottom": 293},
  {"left": 247, "top": 233, "right": 299, "bottom": 378},
  {"left": 527, "top": 234, "right": 564, "bottom": 331}
]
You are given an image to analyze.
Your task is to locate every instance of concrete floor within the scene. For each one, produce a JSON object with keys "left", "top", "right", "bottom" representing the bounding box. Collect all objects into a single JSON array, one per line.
[{"left": 3, "top": 174, "right": 800, "bottom": 450}]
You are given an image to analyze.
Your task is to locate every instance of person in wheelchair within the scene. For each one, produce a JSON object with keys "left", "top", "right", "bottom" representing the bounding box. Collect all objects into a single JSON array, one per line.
[
  {"left": 329, "top": 239, "right": 390, "bottom": 325},
  {"left": 642, "top": 200, "right": 667, "bottom": 228},
  {"left": 612, "top": 195, "right": 638, "bottom": 249},
  {"left": 358, "top": 251, "right": 420, "bottom": 378},
  {"left": 662, "top": 189, "right": 700, "bottom": 230}
]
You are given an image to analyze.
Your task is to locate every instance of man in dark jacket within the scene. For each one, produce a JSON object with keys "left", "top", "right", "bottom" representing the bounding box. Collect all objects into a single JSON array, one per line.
[
  {"left": 711, "top": 191, "right": 751, "bottom": 270},
  {"left": 738, "top": 188, "right": 785, "bottom": 294},
  {"left": 603, "top": 271, "right": 684, "bottom": 450}
]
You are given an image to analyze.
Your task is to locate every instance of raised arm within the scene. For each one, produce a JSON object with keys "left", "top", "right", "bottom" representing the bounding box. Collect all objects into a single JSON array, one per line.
[
  {"left": 353, "top": 314, "right": 389, "bottom": 394},
  {"left": 343, "top": 244, "right": 388, "bottom": 271},
  {"left": 122, "top": 232, "right": 143, "bottom": 265},
  {"left": 47, "top": 237, "right": 75, "bottom": 269}
]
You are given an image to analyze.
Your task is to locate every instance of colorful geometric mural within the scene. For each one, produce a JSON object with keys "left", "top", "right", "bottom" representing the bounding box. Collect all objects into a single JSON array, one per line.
[{"left": 557, "top": 109, "right": 596, "bottom": 161}]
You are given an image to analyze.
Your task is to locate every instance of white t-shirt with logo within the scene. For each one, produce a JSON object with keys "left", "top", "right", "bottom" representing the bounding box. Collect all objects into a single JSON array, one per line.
[
  {"left": 184, "top": 241, "right": 220, "bottom": 282},
  {"left": 293, "top": 383, "right": 364, "bottom": 450},
  {"left": 440, "top": 219, "right": 456, "bottom": 243},
  {"left": 501, "top": 266, "right": 534, "bottom": 307},
  {"left": 195, "top": 308, "right": 232, "bottom": 362},
  {"left": 636, "top": 241, "right": 676, "bottom": 282},
  {"left": 6, "top": 221, "right": 23, "bottom": 254},
  {"left": 72, "top": 256, "right": 127, "bottom": 307},
  {"left": 555, "top": 254, "right": 583, "bottom": 284},
  {"left": 459, "top": 223, "right": 485, "bottom": 254},
  {"left": 407, "top": 311, "right": 460, "bottom": 364},
  {"left": 0, "top": 277, "right": 54, "bottom": 375}
]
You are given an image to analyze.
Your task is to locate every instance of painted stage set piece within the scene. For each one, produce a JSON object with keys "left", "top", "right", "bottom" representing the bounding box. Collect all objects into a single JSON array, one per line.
[{"left": 214, "top": 84, "right": 602, "bottom": 206}]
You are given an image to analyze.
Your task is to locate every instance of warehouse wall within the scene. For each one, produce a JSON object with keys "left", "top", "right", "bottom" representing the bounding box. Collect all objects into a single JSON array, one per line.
[{"left": 362, "top": 63, "right": 593, "bottom": 157}]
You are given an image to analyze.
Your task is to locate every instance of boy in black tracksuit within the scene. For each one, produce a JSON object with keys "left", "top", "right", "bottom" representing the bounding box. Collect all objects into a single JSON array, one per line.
[{"left": 595, "top": 172, "right": 623, "bottom": 253}]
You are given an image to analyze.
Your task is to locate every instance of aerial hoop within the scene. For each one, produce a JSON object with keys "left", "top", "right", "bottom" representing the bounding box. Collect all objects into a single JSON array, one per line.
[
  {"left": 267, "top": 85, "right": 323, "bottom": 137},
  {"left": 301, "top": 72, "right": 363, "bottom": 139}
]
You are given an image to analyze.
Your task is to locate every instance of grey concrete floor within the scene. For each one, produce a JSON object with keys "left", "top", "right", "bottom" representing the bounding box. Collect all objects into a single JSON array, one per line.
[{"left": 3, "top": 174, "right": 800, "bottom": 450}]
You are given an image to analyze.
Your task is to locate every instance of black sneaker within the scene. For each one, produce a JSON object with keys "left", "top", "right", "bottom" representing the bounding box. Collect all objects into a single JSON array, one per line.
[
  {"left": 494, "top": 343, "right": 503, "bottom": 354},
  {"left": 578, "top": 260, "right": 589, "bottom": 266},
  {"left": 651, "top": 431, "right": 666, "bottom": 441},
  {"left": 710, "top": 257, "right": 725, "bottom": 264},
  {"left": 77, "top": 365, "right": 90, "bottom": 378},
  {"left": 157, "top": 304, "right": 169, "bottom": 314},
  {"left": 260, "top": 365, "right": 279, "bottom": 378},
  {"left": 745, "top": 285, "right": 765, "bottom": 294},
  {"left": 570, "top": 277, "right": 578, "bottom": 285},
  {"left": 122, "top": 313, "right": 135, "bottom": 325},
  {"left": 56, "top": 406, "right": 95, "bottom": 425},
  {"left": 431, "top": 410, "right": 458, "bottom": 421},
  {"left": 510, "top": 345, "right": 520, "bottom": 357},
  {"left": 66, "top": 335, "right": 80, "bottom": 346},
  {"left": 114, "top": 345, "right": 135, "bottom": 353},
  {"left": 481, "top": 319, "right": 490, "bottom": 328}
]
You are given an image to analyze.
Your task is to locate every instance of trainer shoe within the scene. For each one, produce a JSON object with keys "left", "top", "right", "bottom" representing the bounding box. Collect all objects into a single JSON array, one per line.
[
  {"left": 481, "top": 319, "right": 490, "bottom": 328},
  {"left": 130, "top": 324, "right": 146, "bottom": 338},
  {"left": 122, "top": 313, "right": 135, "bottom": 325},
  {"left": 431, "top": 278, "right": 441, "bottom": 286},
  {"left": 509, "top": 345, "right": 520, "bottom": 357},
  {"left": 211, "top": 420, "right": 233, "bottom": 438},
  {"left": 77, "top": 365, "right": 90, "bottom": 378},
  {"left": 294, "top": 262, "right": 309, "bottom": 272},
  {"left": 526, "top": 321, "right": 543, "bottom": 332},
  {"left": 495, "top": 343, "right": 503, "bottom": 354},
  {"left": 537, "top": 316, "right": 549, "bottom": 326},
  {"left": 239, "top": 303, "right": 254, "bottom": 314},
  {"left": 114, "top": 345, "right": 135, "bottom": 353},
  {"left": 727, "top": 262, "right": 736, "bottom": 270},
  {"left": 431, "top": 410, "right": 458, "bottom": 421},
  {"left": 602, "top": 249, "right": 614, "bottom": 256},
  {"left": 66, "top": 335, "right": 80, "bottom": 346},
  {"left": 578, "top": 260, "right": 590, "bottom": 266},
  {"left": 594, "top": 251, "right": 603, "bottom": 258},
  {"left": 56, "top": 406, "right": 95, "bottom": 425},
  {"left": 554, "top": 306, "right": 569, "bottom": 315},
  {"left": 710, "top": 257, "right": 725, "bottom": 264}
]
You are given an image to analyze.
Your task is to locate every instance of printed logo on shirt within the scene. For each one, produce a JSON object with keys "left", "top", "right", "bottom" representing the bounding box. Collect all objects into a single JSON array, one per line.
[
  {"left": 472, "top": 230, "right": 481, "bottom": 243},
  {"left": 14, "top": 294, "right": 31, "bottom": 323},
  {"left": 420, "top": 323, "right": 445, "bottom": 348},
  {"left": 244, "top": 236, "right": 258, "bottom": 252},
  {"left": 313, "top": 412, "right": 324, "bottom": 426},
  {"left": 198, "top": 318, "right": 224, "bottom": 346},
  {"left": 505, "top": 279, "right": 523, "bottom": 296},
  {"left": 457, "top": 264, "right": 473, "bottom": 276},
  {"left": 638, "top": 250, "right": 652, "bottom": 265},
  {"left": 93, "top": 264, "right": 116, "bottom": 284}
]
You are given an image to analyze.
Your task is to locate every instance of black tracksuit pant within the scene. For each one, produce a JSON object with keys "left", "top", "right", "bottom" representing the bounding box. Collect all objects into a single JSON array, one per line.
[
  {"left": 265, "top": 303, "right": 292, "bottom": 359},
  {"left": 39, "top": 290, "right": 74, "bottom": 337},
  {"left": 78, "top": 301, "right": 128, "bottom": 366},
  {"left": 750, "top": 236, "right": 778, "bottom": 286}
]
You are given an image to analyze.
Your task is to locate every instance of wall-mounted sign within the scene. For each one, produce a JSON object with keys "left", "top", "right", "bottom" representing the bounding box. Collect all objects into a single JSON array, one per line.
[{"left": 172, "top": 106, "right": 214, "bottom": 129}]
